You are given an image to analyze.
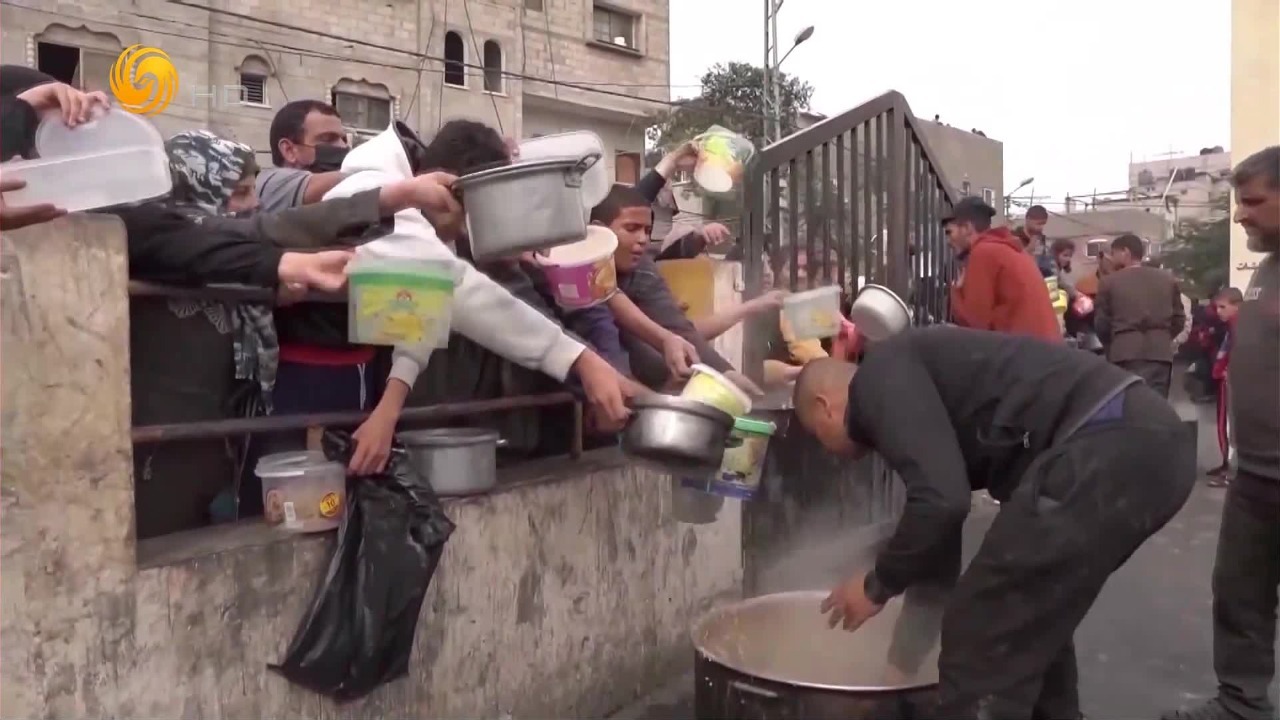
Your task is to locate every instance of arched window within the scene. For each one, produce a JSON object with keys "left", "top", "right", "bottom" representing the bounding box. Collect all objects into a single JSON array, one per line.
[
  {"left": 236, "top": 55, "right": 271, "bottom": 106},
  {"left": 483, "top": 40, "right": 503, "bottom": 94},
  {"left": 331, "top": 78, "right": 393, "bottom": 132},
  {"left": 34, "top": 24, "right": 122, "bottom": 95},
  {"left": 444, "top": 31, "right": 466, "bottom": 88}
]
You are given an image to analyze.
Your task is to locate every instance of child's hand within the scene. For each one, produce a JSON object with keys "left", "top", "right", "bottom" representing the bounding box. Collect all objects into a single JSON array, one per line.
[
  {"left": 350, "top": 406, "right": 397, "bottom": 475},
  {"left": 661, "top": 332, "right": 698, "bottom": 380}
]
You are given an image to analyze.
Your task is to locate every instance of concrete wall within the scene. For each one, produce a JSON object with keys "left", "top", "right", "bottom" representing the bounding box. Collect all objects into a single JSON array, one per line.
[
  {"left": 1, "top": 0, "right": 668, "bottom": 160},
  {"left": 0, "top": 215, "right": 741, "bottom": 719},
  {"left": 915, "top": 120, "right": 1004, "bottom": 221},
  {"left": 1229, "top": 0, "right": 1278, "bottom": 289}
]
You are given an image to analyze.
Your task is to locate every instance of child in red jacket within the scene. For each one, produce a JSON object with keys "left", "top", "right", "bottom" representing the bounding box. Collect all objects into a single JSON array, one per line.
[{"left": 1208, "top": 287, "right": 1243, "bottom": 487}]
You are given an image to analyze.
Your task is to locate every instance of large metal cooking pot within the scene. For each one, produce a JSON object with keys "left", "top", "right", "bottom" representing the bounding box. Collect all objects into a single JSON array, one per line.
[
  {"left": 693, "top": 591, "right": 940, "bottom": 720},
  {"left": 398, "top": 427, "right": 505, "bottom": 496},
  {"left": 621, "top": 394, "right": 736, "bottom": 476},
  {"left": 453, "top": 153, "right": 601, "bottom": 261}
]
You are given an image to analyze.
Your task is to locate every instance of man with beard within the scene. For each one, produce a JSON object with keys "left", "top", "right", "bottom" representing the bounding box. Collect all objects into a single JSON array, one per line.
[{"left": 1163, "top": 144, "right": 1280, "bottom": 720}]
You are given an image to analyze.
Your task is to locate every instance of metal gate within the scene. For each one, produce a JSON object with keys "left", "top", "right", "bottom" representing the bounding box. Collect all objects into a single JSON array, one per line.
[{"left": 739, "top": 90, "right": 960, "bottom": 374}]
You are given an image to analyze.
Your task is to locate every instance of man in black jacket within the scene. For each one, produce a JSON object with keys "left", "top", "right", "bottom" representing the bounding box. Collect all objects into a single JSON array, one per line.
[{"left": 793, "top": 326, "right": 1195, "bottom": 720}]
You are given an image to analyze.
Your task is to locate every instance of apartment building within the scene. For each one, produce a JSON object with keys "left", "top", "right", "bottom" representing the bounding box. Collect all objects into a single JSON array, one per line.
[
  {"left": 0, "top": 0, "right": 669, "bottom": 181},
  {"left": 1087, "top": 146, "right": 1232, "bottom": 225},
  {"left": 916, "top": 119, "right": 1004, "bottom": 221}
]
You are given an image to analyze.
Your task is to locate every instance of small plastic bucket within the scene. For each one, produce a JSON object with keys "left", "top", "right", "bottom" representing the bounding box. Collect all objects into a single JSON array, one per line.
[
  {"left": 347, "top": 258, "right": 455, "bottom": 347},
  {"left": 256, "top": 451, "right": 347, "bottom": 533},
  {"left": 535, "top": 226, "right": 619, "bottom": 309},
  {"left": 707, "top": 416, "right": 777, "bottom": 501},
  {"left": 781, "top": 285, "right": 843, "bottom": 340},
  {"left": 681, "top": 364, "right": 752, "bottom": 417}
]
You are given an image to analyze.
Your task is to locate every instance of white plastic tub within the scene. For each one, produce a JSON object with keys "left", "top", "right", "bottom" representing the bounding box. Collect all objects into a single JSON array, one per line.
[
  {"left": 3, "top": 108, "right": 171, "bottom": 212},
  {"left": 535, "top": 226, "right": 619, "bottom": 309},
  {"left": 256, "top": 451, "right": 347, "bottom": 533},
  {"left": 681, "top": 364, "right": 753, "bottom": 417},
  {"left": 781, "top": 285, "right": 843, "bottom": 340}
]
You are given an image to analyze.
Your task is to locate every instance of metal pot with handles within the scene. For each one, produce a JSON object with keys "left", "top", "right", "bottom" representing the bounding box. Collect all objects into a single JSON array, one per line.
[
  {"left": 620, "top": 394, "right": 737, "bottom": 477},
  {"left": 693, "top": 591, "right": 941, "bottom": 720},
  {"left": 398, "top": 427, "right": 506, "bottom": 496},
  {"left": 453, "top": 152, "right": 601, "bottom": 262}
]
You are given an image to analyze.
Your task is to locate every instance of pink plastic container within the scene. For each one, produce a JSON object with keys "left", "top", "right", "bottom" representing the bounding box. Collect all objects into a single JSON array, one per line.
[{"left": 535, "top": 226, "right": 619, "bottom": 310}]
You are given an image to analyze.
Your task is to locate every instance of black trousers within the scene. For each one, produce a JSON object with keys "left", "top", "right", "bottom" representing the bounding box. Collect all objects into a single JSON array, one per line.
[
  {"left": 1211, "top": 479, "right": 1280, "bottom": 720},
  {"left": 889, "top": 386, "right": 1196, "bottom": 720},
  {"left": 1115, "top": 359, "right": 1173, "bottom": 399}
]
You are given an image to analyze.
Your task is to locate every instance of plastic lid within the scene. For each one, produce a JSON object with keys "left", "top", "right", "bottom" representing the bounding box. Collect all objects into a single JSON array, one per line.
[
  {"left": 732, "top": 416, "right": 776, "bottom": 436},
  {"left": 255, "top": 451, "right": 337, "bottom": 478},
  {"left": 35, "top": 105, "right": 163, "bottom": 158},
  {"left": 785, "top": 285, "right": 843, "bottom": 302},
  {"left": 689, "top": 363, "right": 753, "bottom": 412}
]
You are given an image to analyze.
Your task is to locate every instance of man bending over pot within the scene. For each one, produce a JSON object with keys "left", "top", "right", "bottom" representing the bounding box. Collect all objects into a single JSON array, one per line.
[{"left": 791, "top": 325, "right": 1195, "bottom": 720}]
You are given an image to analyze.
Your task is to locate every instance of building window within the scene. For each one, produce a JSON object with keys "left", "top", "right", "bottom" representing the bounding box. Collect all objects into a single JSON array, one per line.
[
  {"left": 593, "top": 5, "right": 637, "bottom": 50},
  {"left": 239, "top": 74, "right": 267, "bottom": 105},
  {"left": 482, "top": 40, "right": 503, "bottom": 94},
  {"left": 36, "top": 41, "right": 117, "bottom": 94},
  {"left": 332, "top": 90, "right": 392, "bottom": 132},
  {"left": 616, "top": 151, "right": 640, "bottom": 185},
  {"left": 960, "top": 179, "right": 971, "bottom": 196},
  {"left": 524, "top": 0, "right": 544, "bottom": 10},
  {"left": 982, "top": 187, "right": 995, "bottom": 206},
  {"left": 235, "top": 56, "right": 271, "bottom": 107},
  {"left": 444, "top": 31, "right": 466, "bottom": 88}
]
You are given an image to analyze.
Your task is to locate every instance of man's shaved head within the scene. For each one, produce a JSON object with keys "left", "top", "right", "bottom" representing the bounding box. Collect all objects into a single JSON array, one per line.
[{"left": 793, "top": 358, "right": 864, "bottom": 458}]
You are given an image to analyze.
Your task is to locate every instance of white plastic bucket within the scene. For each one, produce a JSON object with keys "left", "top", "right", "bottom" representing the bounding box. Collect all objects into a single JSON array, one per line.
[
  {"left": 781, "top": 285, "right": 843, "bottom": 340},
  {"left": 535, "top": 226, "right": 619, "bottom": 309},
  {"left": 256, "top": 451, "right": 347, "bottom": 533},
  {"left": 346, "top": 257, "right": 455, "bottom": 347},
  {"left": 681, "top": 364, "right": 753, "bottom": 417}
]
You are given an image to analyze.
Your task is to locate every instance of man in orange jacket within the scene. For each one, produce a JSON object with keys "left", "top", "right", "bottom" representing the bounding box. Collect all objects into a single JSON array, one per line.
[{"left": 944, "top": 197, "right": 1063, "bottom": 343}]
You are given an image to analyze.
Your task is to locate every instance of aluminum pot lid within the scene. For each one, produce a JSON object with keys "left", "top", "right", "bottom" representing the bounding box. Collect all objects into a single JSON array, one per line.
[
  {"left": 398, "top": 427, "right": 501, "bottom": 447},
  {"left": 453, "top": 155, "right": 585, "bottom": 189}
]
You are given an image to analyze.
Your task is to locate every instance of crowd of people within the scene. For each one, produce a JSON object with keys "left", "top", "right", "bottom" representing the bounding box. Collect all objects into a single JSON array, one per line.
[
  {"left": 4, "top": 66, "right": 1276, "bottom": 720},
  {"left": 794, "top": 145, "right": 1278, "bottom": 720}
]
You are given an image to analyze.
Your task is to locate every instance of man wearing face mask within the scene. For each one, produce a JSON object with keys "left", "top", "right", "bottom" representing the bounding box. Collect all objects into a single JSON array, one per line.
[{"left": 255, "top": 99, "right": 352, "bottom": 212}]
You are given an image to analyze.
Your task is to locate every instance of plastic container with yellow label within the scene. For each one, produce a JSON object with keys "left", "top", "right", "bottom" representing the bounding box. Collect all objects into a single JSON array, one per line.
[
  {"left": 256, "top": 451, "right": 346, "bottom": 533},
  {"left": 347, "top": 257, "right": 455, "bottom": 347},
  {"left": 707, "top": 417, "right": 777, "bottom": 501},
  {"left": 681, "top": 364, "right": 753, "bottom": 417},
  {"left": 782, "top": 285, "right": 843, "bottom": 340}
]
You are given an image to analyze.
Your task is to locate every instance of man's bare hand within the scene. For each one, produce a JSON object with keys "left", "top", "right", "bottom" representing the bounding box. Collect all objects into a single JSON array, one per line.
[
  {"left": 0, "top": 177, "right": 65, "bottom": 231},
  {"left": 16, "top": 82, "right": 109, "bottom": 128}
]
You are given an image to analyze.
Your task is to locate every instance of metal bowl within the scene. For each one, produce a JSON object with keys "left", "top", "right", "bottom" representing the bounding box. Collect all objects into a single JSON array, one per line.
[
  {"left": 849, "top": 284, "right": 912, "bottom": 342},
  {"left": 621, "top": 394, "right": 736, "bottom": 476}
]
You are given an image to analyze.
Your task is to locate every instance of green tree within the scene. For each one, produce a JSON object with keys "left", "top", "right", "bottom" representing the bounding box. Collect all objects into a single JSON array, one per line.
[
  {"left": 646, "top": 61, "right": 814, "bottom": 159},
  {"left": 1162, "top": 200, "right": 1231, "bottom": 297}
]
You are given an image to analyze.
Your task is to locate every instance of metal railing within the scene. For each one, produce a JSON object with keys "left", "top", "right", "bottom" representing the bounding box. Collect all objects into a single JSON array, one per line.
[
  {"left": 127, "top": 281, "right": 583, "bottom": 457},
  {"left": 739, "top": 90, "right": 960, "bottom": 373}
]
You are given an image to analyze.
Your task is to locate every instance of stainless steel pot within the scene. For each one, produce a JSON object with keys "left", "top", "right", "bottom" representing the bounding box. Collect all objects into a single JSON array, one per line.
[
  {"left": 398, "top": 427, "right": 505, "bottom": 496},
  {"left": 693, "top": 591, "right": 940, "bottom": 720},
  {"left": 849, "top": 284, "right": 912, "bottom": 342},
  {"left": 454, "top": 153, "right": 601, "bottom": 261},
  {"left": 621, "top": 395, "right": 736, "bottom": 476}
]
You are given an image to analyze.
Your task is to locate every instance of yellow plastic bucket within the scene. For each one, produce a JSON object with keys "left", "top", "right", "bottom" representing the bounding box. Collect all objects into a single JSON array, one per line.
[
  {"left": 347, "top": 260, "right": 454, "bottom": 347},
  {"left": 681, "top": 364, "right": 752, "bottom": 417}
]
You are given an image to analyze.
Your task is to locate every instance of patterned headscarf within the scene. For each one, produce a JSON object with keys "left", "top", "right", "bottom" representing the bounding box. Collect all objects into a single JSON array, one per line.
[{"left": 163, "top": 130, "right": 279, "bottom": 411}]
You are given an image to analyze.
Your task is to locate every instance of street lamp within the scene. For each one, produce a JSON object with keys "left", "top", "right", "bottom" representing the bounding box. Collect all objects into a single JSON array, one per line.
[
  {"left": 778, "top": 26, "right": 815, "bottom": 67},
  {"left": 1006, "top": 176, "right": 1035, "bottom": 198}
]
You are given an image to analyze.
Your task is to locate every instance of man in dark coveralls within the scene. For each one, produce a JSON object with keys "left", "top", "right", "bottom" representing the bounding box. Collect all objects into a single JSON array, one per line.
[{"left": 793, "top": 326, "right": 1196, "bottom": 720}]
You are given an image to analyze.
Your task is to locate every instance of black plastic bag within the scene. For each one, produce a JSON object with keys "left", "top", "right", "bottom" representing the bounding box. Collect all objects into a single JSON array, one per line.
[{"left": 270, "top": 429, "right": 456, "bottom": 702}]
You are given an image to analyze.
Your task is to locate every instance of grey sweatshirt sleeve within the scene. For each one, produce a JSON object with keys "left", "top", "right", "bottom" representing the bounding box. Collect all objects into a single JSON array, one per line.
[
  {"left": 255, "top": 167, "right": 312, "bottom": 212},
  {"left": 623, "top": 257, "right": 734, "bottom": 373}
]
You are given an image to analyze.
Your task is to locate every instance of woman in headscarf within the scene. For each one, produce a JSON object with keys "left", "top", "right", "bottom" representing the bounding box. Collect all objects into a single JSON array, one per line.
[{"left": 163, "top": 129, "right": 280, "bottom": 414}]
